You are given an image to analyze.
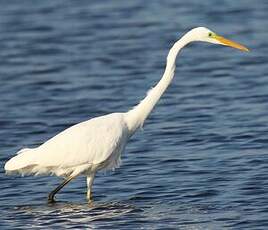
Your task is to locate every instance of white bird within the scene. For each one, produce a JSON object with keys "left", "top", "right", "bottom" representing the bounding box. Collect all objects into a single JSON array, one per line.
[{"left": 4, "top": 27, "right": 248, "bottom": 203}]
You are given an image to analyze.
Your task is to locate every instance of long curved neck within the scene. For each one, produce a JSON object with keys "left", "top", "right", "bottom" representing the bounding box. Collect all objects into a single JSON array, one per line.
[{"left": 125, "top": 32, "right": 192, "bottom": 135}]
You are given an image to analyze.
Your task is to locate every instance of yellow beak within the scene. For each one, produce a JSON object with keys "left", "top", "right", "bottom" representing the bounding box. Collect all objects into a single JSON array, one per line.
[{"left": 214, "top": 35, "right": 249, "bottom": 52}]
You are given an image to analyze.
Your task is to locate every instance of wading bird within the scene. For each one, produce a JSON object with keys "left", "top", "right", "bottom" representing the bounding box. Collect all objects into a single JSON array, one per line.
[{"left": 5, "top": 27, "right": 248, "bottom": 203}]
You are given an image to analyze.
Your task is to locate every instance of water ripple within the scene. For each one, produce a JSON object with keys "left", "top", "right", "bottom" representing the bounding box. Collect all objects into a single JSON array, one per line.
[{"left": 1, "top": 0, "right": 268, "bottom": 229}]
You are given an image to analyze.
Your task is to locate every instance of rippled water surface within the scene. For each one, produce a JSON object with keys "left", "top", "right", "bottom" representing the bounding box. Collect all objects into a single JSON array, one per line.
[{"left": 1, "top": 0, "right": 268, "bottom": 229}]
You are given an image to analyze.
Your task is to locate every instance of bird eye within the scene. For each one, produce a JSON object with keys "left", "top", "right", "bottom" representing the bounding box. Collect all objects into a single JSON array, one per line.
[{"left": 208, "top": 32, "right": 213, "bottom": 37}]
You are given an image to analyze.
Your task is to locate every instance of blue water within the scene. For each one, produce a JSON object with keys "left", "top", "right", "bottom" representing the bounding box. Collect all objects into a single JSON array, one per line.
[{"left": 0, "top": 0, "right": 268, "bottom": 229}]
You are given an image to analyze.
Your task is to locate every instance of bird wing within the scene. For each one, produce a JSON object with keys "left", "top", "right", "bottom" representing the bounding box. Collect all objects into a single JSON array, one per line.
[{"left": 30, "top": 113, "right": 129, "bottom": 169}]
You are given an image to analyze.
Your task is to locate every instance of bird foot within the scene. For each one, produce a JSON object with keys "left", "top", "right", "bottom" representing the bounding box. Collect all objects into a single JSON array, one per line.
[
  {"left": 87, "top": 198, "right": 93, "bottom": 204},
  {"left": 48, "top": 195, "right": 56, "bottom": 204}
]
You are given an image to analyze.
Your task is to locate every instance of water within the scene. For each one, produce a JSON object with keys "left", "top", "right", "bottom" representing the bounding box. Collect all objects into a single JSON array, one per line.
[{"left": 0, "top": 0, "right": 268, "bottom": 229}]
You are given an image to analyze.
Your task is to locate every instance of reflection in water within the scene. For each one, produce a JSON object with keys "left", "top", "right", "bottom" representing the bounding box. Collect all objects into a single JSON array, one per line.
[
  {"left": 8, "top": 199, "right": 237, "bottom": 229},
  {"left": 16, "top": 202, "right": 135, "bottom": 223},
  {"left": 12, "top": 201, "right": 136, "bottom": 228}
]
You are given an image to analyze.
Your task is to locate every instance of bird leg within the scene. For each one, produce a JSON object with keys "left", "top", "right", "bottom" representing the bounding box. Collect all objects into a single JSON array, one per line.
[
  {"left": 86, "top": 171, "right": 96, "bottom": 202},
  {"left": 48, "top": 176, "right": 75, "bottom": 203}
]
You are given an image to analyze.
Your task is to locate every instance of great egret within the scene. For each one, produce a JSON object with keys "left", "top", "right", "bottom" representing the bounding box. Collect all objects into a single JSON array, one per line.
[{"left": 4, "top": 27, "right": 248, "bottom": 203}]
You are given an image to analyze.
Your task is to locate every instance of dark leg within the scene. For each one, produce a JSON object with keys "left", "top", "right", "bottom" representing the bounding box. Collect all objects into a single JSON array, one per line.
[{"left": 48, "top": 176, "right": 75, "bottom": 203}]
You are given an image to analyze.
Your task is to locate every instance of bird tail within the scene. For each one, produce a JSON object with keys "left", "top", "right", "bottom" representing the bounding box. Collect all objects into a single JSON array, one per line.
[{"left": 4, "top": 148, "right": 37, "bottom": 175}]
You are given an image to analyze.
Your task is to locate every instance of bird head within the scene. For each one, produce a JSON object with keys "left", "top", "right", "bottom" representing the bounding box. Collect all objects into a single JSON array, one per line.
[{"left": 188, "top": 27, "right": 249, "bottom": 52}]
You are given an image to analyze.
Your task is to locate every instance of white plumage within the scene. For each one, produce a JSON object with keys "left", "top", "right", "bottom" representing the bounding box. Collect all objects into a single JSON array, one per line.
[
  {"left": 4, "top": 27, "right": 248, "bottom": 202},
  {"left": 5, "top": 113, "right": 128, "bottom": 177}
]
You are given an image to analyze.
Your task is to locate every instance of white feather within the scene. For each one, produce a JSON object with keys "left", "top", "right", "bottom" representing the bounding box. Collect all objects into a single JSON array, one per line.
[{"left": 5, "top": 113, "right": 129, "bottom": 177}]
